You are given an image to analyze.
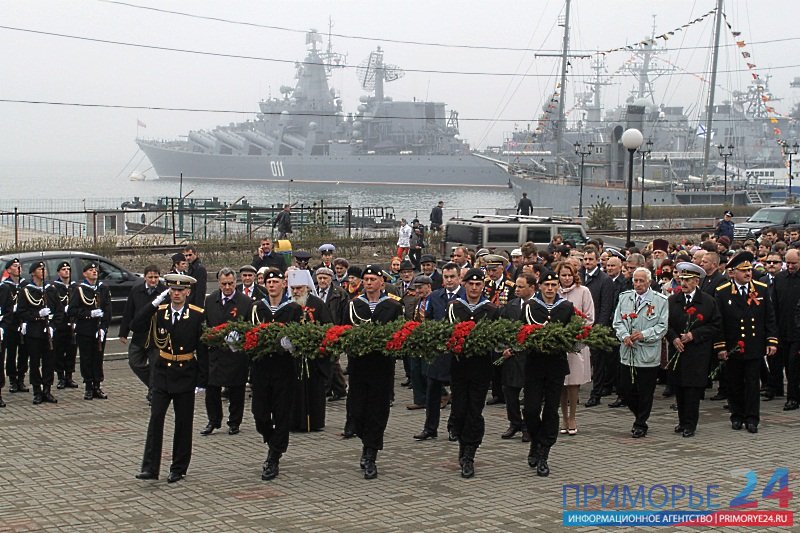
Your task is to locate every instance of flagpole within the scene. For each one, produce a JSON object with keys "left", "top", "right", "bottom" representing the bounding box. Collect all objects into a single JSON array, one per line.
[{"left": 701, "top": 0, "right": 724, "bottom": 185}]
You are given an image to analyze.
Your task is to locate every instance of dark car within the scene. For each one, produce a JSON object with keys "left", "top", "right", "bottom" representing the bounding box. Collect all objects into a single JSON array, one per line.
[
  {"left": 733, "top": 206, "right": 800, "bottom": 240},
  {"left": 0, "top": 251, "right": 140, "bottom": 318}
]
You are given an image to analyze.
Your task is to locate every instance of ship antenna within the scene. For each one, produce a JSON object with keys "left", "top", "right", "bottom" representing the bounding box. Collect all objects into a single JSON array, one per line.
[{"left": 701, "top": 0, "right": 724, "bottom": 184}]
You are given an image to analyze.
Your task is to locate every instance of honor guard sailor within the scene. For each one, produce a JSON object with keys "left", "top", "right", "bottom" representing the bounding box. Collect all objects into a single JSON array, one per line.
[
  {"left": 133, "top": 273, "right": 205, "bottom": 483},
  {"left": 1, "top": 258, "right": 29, "bottom": 400},
  {"left": 51, "top": 261, "right": 78, "bottom": 390}
]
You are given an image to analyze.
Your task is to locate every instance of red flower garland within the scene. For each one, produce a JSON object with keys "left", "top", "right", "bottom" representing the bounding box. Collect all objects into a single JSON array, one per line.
[
  {"left": 386, "top": 321, "right": 421, "bottom": 351},
  {"left": 516, "top": 323, "right": 543, "bottom": 345},
  {"left": 575, "top": 325, "right": 592, "bottom": 341},
  {"left": 446, "top": 321, "right": 476, "bottom": 354},
  {"left": 244, "top": 322, "right": 270, "bottom": 351},
  {"left": 320, "top": 325, "right": 352, "bottom": 355}
]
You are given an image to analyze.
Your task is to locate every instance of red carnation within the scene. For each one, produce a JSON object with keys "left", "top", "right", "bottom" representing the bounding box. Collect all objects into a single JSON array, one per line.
[
  {"left": 695, "top": 313, "right": 704, "bottom": 322},
  {"left": 686, "top": 307, "right": 697, "bottom": 316},
  {"left": 737, "top": 340, "right": 745, "bottom": 350},
  {"left": 447, "top": 320, "right": 476, "bottom": 354},
  {"left": 574, "top": 308, "right": 588, "bottom": 319}
]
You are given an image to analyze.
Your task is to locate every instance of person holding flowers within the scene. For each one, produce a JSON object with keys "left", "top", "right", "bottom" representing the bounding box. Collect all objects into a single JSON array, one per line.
[
  {"left": 521, "top": 270, "right": 574, "bottom": 478},
  {"left": 713, "top": 252, "right": 778, "bottom": 434},
  {"left": 666, "top": 262, "right": 721, "bottom": 438},
  {"left": 446, "top": 267, "right": 500, "bottom": 479},
  {"left": 612, "top": 267, "right": 669, "bottom": 439},
  {"left": 344, "top": 265, "right": 404, "bottom": 480},
  {"left": 249, "top": 270, "right": 303, "bottom": 481}
]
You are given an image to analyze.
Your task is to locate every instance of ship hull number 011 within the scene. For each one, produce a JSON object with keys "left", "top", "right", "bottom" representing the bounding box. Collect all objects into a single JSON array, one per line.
[{"left": 270, "top": 161, "right": 286, "bottom": 177}]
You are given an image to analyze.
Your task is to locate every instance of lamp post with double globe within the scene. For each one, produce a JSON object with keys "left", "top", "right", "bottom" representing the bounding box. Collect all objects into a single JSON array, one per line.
[
  {"left": 621, "top": 128, "right": 644, "bottom": 246},
  {"left": 782, "top": 142, "right": 799, "bottom": 203},
  {"left": 574, "top": 141, "right": 594, "bottom": 217},
  {"left": 717, "top": 144, "right": 734, "bottom": 197},
  {"left": 638, "top": 138, "right": 653, "bottom": 220}
]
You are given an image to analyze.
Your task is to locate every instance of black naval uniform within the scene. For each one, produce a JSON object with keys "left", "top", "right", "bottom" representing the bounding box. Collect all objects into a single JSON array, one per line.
[
  {"left": 666, "top": 290, "right": 721, "bottom": 436},
  {"left": 484, "top": 276, "right": 514, "bottom": 403},
  {"left": 51, "top": 278, "right": 78, "bottom": 389},
  {"left": 201, "top": 289, "right": 252, "bottom": 434},
  {"left": 1, "top": 277, "right": 29, "bottom": 393},
  {"left": 250, "top": 296, "right": 303, "bottom": 479},
  {"left": 68, "top": 280, "right": 112, "bottom": 398},
  {"left": 16, "top": 281, "right": 65, "bottom": 402},
  {"left": 133, "top": 300, "right": 206, "bottom": 480},
  {"left": 447, "top": 295, "right": 500, "bottom": 473},
  {"left": 523, "top": 294, "right": 574, "bottom": 475},
  {"left": 346, "top": 292, "right": 404, "bottom": 477},
  {"left": 714, "top": 279, "right": 778, "bottom": 431},
  {"left": 291, "top": 295, "right": 334, "bottom": 432}
]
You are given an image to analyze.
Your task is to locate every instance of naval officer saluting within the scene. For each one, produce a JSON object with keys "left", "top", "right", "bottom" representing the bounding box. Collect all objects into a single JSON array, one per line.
[{"left": 133, "top": 274, "right": 206, "bottom": 483}]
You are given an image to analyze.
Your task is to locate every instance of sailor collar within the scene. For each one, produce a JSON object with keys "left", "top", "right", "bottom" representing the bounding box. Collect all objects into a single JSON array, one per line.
[
  {"left": 454, "top": 295, "right": 490, "bottom": 311},
  {"left": 260, "top": 295, "right": 292, "bottom": 312},
  {"left": 80, "top": 279, "right": 102, "bottom": 290},
  {"left": 531, "top": 292, "right": 567, "bottom": 311},
  {"left": 356, "top": 293, "right": 391, "bottom": 306}
]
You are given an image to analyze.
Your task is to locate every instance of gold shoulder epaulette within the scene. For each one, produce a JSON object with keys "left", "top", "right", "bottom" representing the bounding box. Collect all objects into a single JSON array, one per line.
[
  {"left": 188, "top": 304, "right": 205, "bottom": 313},
  {"left": 158, "top": 303, "right": 169, "bottom": 310},
  {"left": 388, "top": 293, "right": 402, "bottom": 301},
  {"left": 752, "top": 280, "right": 767, "bottom": 288},
  {"left": 505, "top": 280, "right": 516, "bottom": 287},
  {"left": 716, "top": 282, "right": 731, "bottom": 291}
]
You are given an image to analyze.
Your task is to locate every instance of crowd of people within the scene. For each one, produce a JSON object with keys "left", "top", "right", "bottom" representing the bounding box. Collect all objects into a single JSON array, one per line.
[{"left": 2, "top": 213, "right": 795, "bottom": 483}]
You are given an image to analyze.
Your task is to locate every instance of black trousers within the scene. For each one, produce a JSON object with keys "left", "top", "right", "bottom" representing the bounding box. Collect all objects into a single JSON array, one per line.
[
  {"left": 675, "top": 386, "right": 704, "bottom": 431},
  {"left": 251, "top": 371, "right": 295, "bottom": 454},
  {"left": 619, "top": 364, "right": 659, "bottom": 431},
  {"left": 128, "top": 342, "right": 155, "bottom": 389},
  {"left": 490, "top": 363, "right": 505, "bottom": 401},
  {"left": 727, "top": 358, "right": 761, "bottom": 425},
  {"left": 327, "top": 355, "right": 347, "bottom": 397},
  {"left": 53, "top": 329, "right": 76, "bottom": 378},
  {"left": 141, "top": 389, "right": 195, "bottom": 476},
  {"left": 77, "top": 334, "right": 104, "bottom": 385},
  {"left": 4, "top": 330, "right": 28, "bottom": 383},
  {"left": 348, "top": 354, "right": 394, "bottom": 450},
  {"left": 523, "top": 363, "right": 564, "bottom": 449},
  {"left": 423, "top": 377, "right": 450, "bottom": 434},
  {"left": 767, "top": 344, "right": 792, "bottom": 397},
  {"left": 206, "top": 384, "right": 246, "bottom": 427},
  {"left": 409, "top": 358, "right": 427, "bottom": 405},
  {"left": 787, "top": 342, "right": 800, "bottom": 403},
  {"left": 26, "top": 337, "right": 54, "bottom": 389},
  {"left": 503, "top": 385, "right": 526, "bottom": 430},
  {"left": 450, "top": 355, "right": 491, "bottom": 447}
]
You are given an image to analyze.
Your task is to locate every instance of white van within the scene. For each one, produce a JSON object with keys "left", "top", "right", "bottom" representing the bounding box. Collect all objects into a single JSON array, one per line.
[{"left": 443, "top": 214, "right": 588, "bottom": 254}]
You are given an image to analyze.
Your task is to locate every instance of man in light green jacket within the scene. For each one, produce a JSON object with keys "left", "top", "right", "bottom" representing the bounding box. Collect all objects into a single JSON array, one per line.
[{"left": 612, "top": 267, "right": 669, "bottom": 438}]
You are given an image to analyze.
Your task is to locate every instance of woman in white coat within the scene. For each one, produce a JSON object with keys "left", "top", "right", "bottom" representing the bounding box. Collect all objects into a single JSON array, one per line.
[{"left": 555, "top": 260, "right": 594, "bottom": 435}]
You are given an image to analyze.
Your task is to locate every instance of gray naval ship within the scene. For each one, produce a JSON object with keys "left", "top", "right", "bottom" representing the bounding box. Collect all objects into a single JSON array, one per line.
[{"left": 137, "top": 30, "right": 512, "bottom": 190}]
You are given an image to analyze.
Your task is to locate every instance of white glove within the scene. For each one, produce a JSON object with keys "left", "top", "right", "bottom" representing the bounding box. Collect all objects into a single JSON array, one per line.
[
  {"left": 39, "top": 307, "right": 51, "bottom": 317},
  {"left": 224, "top": 331, "right": 241, "bottom": 352},
  {"left": 152, "top": 288, "right": 171, "bottom": 307},
  {"left": 0, "top": 327, "right": 4, "bottom": 342},
  {"left": 20, "top": 323, "right": 27, "bottom": 335},
  {"left": 97, "top": 329, "right": 106, "bottom": 342},
  {"left": 280, "top": 336, "right": 295, "bottom": 353},
  {"left": 91, "top": 309, "right": 104, "bottom": 318},
  {"left": 63, "top": 305, "right": 68, "bottom": 314}
]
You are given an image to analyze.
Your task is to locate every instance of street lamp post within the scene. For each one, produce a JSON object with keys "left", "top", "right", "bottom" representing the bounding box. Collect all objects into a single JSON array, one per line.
[
  {"left": 574, "top": 141, "right": 594, "bottom": 217},
  {"left": 717, "top": 144, "right": 734, "bottom": 197},
  {"left": 783, "top": 142, "right": 799, "bottom": 203},
  {"left": 637, "top": 138, "right": 653, "bottom": 220},
  {"left": 621, "top": 128, "right": 644, "bottom": 247}
]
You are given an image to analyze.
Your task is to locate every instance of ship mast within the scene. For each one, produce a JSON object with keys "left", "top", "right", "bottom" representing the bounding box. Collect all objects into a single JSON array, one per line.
[
  {"left": 701, "top": 0, "right": 724, "bottom": 182},
  {"left": 554, "top": 0, "right": 572, "bottom": 178}
]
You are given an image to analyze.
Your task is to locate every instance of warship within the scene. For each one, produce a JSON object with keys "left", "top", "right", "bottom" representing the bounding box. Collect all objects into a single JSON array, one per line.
[{"left": 137, "top": 30, "right": 512, "bottom": 190}]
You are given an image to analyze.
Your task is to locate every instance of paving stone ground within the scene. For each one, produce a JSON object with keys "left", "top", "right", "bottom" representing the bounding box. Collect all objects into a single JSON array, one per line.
[{"left": 0, "top": 356, "right": 797, "bottom": 532}]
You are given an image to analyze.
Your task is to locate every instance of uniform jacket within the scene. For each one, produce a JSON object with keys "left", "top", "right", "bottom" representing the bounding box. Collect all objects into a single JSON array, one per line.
[
  {"left": 426, "top": 286, "right": 465, "bottom": 382},
  {"left": 237, "top": 283, "right": 267, "bottom": 301},
  {"left": 484, "top": 275, "right": 515, "bottom": 307},
  {"left": 16, "top": 282, "right": 65, "bottom": 339},
  {"left": 202, "top": 289, "right": 253, "bottom": 387},
  {"left": 0, "top": 278, "right": 22, "bottom": 332},
  {"left": 50, "top": 279, "right": 74, "bottom": 332},
  {"left": 666, "top": 290, "right": 722, "bottom": 387},
  {"left": 118, "top": 280, "right": 167, "bottom": 346},
  {"left": 250, "top": 296, "right": 303, "bottom": 382},
  {"left": 132, "top": 302, "right": 206, "bottom": 394},
  {"left": 67, "top": 280, "right": 112, "bottom": 337},
  {"left": 714, "top": 279, "right": 778, "bottom": 360},
  {"left": 612, "top": 288, "right": 669, "bottom": 367},
  {"left": 346, "top": 292, "right": 404, "bottom": 327}
]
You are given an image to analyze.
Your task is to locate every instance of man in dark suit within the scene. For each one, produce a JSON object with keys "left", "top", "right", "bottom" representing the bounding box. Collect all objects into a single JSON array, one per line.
[
  {"left": 199, "top": 267, "right": 252, "bottom": 437},
  {"left": 767, "top": 249, "right": 800, "bottom": 407},
  {"left": 714, "top": 252, "right": 778, "bottom": 434},
  {"left": 133, "top": 274, "right": 205, "bottom": 483},
  {"left": 605, "top": 255, "right": 628, "bottom": 409},
  {"left": 700, "top": 251, "right": 729, "bottom": 401},
  {"left": 237, "top": 265, "right": 266, "bottom": 301},
  {"left": 667, "top": 262, "right": 722, "bottom": 437},
  {"left": 183, "top": 246, "right": 208, "bottom": 308},
  {"left": 118, "top": 265, "right": 166, "bottom": 400},
  {"left": 582, "top": 247, "right": 615, "bottom": 407},
  {"left": 315, "top": 267, "right": 348, "bottom": 401},
  {"left": 252, "top": 238, "right": 286, "bottom": 273}
]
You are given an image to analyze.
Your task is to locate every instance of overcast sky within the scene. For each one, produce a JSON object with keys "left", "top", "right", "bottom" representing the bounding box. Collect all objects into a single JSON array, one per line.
[{"left": 1, "top": 0, "right": 799, "bottom": 180}]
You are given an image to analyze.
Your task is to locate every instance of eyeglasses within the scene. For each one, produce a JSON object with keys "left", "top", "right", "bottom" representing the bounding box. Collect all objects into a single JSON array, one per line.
[{"left": 765, "top": 260, "right": 781, "bottom": 264}]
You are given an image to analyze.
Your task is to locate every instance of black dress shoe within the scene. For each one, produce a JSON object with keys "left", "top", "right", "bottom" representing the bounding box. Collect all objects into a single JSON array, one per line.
[
  {"left": 670, "top": 403, "right": 678, "bottom": 411},
  {"left": 200, "top": 423, "right": 219, "bottom": 436},
  {"left": 500, "top": 426, "right": 520, "bottom": 439},
  {"left": 43, "top": 392, "right": 58, "bottom": 403},
  {"left": 16, "top": 382, "right": 30, "bottom": 393},
  {"left": 710, "top": 393, "right": 727, "bottom": 401},
  {"left": 762, "top": 392, "right": 775, "bottom": 401},
  {"left": 0, "top": 397, "right": 5, "bottom": 408},
  {"left": 486, "top": 396, "right": 505, "bottom": 405},
  {"left": 32, "top": 394, "right": 43, "bottom": 405},
  {"left": 167, "top": 472, "right": 184, "bottom": 483},
  {"left": 228, "top": 425, "right": 240, "bottom": 435},
  {"left": 65, "top": 379, "right": 79, "bottom": 389},
  {"left": 783, "top": 400, "right": 800, "bottom": 411},
  {"left": 9, "top": 382, "right": 20, "bottom": 393},
  {"left": 674, "top": 424, "right": 685, "bottom": 433},
  {"left": 521, "top": 431, "right": 531, "bottom": 443},
  {"left": 400, "top": 378, "right": 411, "bottom": 387},
  {"left": 93, "top": 388, "right": 108, "bottom": 399},
  {"left": 341, "top": 429, "right": 355, "bottom": 439},
  {"left": 57, "top": 379, "right": 66, "bottom": 390},
  {"left": 731, "top": 420, "right": 743, "bottom": 431},
  {"left": 608, "top": 398, "right": 626, "bottom": 408},
  {"left": 682, "top": 428, "right": 696, "bottom": 438},
  {"left": 746, "top": 423, "right": 758, "bottom": 434},
  {"left": 536, "top": 459, "right": 550, "bottom": 477},
  {"left": 662, "top": 386, "right": 674, "bottom": 398},
  {"left": 631, "top": 428, "right": 647, "bottom": 439},
  {"left": 448, "top": 429, "right": 459, "bottom": 442},
  {"left": 135, "top": 471, "right": 159, "bottom": 480},
  {"left": 413, "top": 430, "right": 437, "bottom": 441},
  {"left": 327, "top": 393, "right": 346, "bottom": 402},
  {"left": 83, "top": 389, "right": 93, "bottom": 400},
  {"left": 584, "top": 397, "right": 600, "bottom": 407}
]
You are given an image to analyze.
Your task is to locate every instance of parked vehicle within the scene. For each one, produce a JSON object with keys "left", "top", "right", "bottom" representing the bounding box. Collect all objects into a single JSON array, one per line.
[{"left": 733, "top": 205, "right": 800, "bottom": 240}]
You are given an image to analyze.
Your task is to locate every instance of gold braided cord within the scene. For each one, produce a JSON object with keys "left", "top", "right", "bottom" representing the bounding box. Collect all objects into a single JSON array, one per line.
[
  {"left": 23, "top": 286, "right": 44, "bottom": 307},
  {"left": 77, "top": 287, "right": 96, "bottom": 306}
]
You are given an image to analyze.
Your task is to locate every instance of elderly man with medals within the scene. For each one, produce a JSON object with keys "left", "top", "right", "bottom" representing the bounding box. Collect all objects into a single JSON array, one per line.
[
  {"left": 287, "top": 269, "right": 333, "bottom": 433},
  {"left": 714, "top": 252, "right": 778, "bottom": 434},
  {"left": 133, "top": 274, "right": 205, "bottom": 483},
  {"left": 666, "top": 262, "right": 722, "bottom": 438},
  {"left": 447, "top": 267, "right": 500, "bottom": 479},
  {"left": 250, "top": 270, "right": 303, "bottom": 481},
  {"left": 345, "top": 264, "right": 404, "bottom": 480},
  {"left": 517, "top": 271, "right": 574, "bottom": 477},
  {"left": 612, "top": 267, "right": 669, "bottom": 439}
]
